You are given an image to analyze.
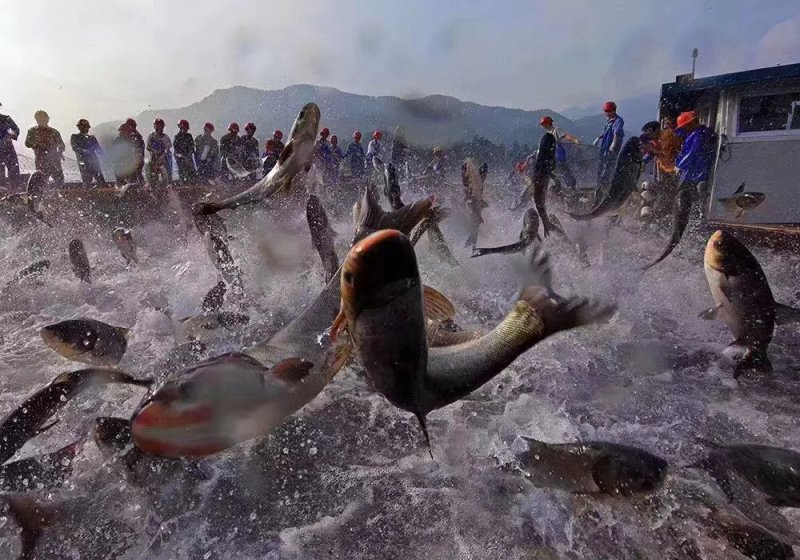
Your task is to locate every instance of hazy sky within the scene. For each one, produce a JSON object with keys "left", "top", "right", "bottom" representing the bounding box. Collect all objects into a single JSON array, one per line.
[{"left": 2, "top": 0, "right": 800, "bottom": 135}]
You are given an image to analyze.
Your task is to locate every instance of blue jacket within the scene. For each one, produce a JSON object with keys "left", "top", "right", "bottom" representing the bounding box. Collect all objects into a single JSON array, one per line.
[
  {"left": 676, "top": 125, "right": 714, "bottom": 182},
  {"left": 599, "top": 116, "right": 624, "bottom": 155},
  {"left": 0, "top": 114, "right": 20, "bottom": 145},
  {"left": 346, "top": 141, "right": 365, "bottom": 174}
]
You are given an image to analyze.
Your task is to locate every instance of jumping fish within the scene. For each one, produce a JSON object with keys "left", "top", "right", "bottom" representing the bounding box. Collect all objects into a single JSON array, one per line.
[
  {"left": 203, "top": 231, "right": 244, "bottom": 295},
  {"left": 0, "top": 438, "right": 85, "bottom": 492},
  {"left": 68, "top": 239, "right": 91, "bottom": 283},
  {"left": 718, "top": 182, "right": 766, "bottom": 219},
  {"left": 472, "top": 208, "right": 540, "bottom": 258},
  {"left": 306, "top": 194, "right": 339, "bottom": 283},
  {"left": 7, "top": 259, "right": 50, "bottom": 288},
  {"left": 699, "top": 230, "right": 800, "bottom": 375},
  {"left": 384, "top": 162, "right": 404, "bottom": 211},
  {"left": 193, "top": 103, "right": 321, "bottom": 214},
  {"left": 112, "top": 227, "right": 138, "bottom": 265},
  {"left": 330, "top": 230, "right": 615, "bottom": 454},
  {"left": 202, "top": 280, "right": 227, "bottom": 314},
  {"left": 40, "top": 318, "right": 130, "bottom": 366}
]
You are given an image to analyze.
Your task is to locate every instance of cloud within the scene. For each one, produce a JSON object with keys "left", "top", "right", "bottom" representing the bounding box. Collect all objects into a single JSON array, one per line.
[{"left": 756, "top": 12, "right": 800, "bottom": 66}]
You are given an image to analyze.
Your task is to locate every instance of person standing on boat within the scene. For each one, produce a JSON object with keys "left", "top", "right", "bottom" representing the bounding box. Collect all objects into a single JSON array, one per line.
[
  {"left": 195, "top": 122, "right": 219, "bottom": 184},
  {"left": 673, "top": 110, "right": 714, "bottom": 218},
  {"left": 24, "top": 110, "right": 65, "bottom": 187},
  {"left": 271, "top": 129, "right": 284, "bottom": 155},
  {"left": 593, "top": 101, "right": 624, "bottom": 193},
  {"left": 111, "top": 122, "right": 138, "bottom": 185},
  {"left": 240, "top": 122, "right": 260, "bottom": 179},
  {"left": 366, "top": 130, "right": 383, "bottom": 167},
  {"left": 539, "top": 115, "right": 579, "bottom": 190},
  {"left": 641, "top": 118, "right": 683, "bottom": 221},
  {"left": 345, "top": 131, "right": 366, "bottom": 181},
  {"left": 146, "top": 118, "right": 172, "bottom": 188},
  {"left": 0, "top": 102, "right": 20, "bottom": 189},
  {"left": 71, "top": 119, "right": 106, "bottom": 188},
  {"left": 126, "top": 118, "right": 145, "bottom": 184},
  {"left": 219, "top": 123, "right": 240, "bottom": 180},
  {"left": 173, "top": 119, "right": 197, "bottom": 185}
]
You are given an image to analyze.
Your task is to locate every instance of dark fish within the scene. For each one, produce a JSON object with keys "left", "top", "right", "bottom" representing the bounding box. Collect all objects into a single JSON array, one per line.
[
  {"left": 177, "top": 312, "right": 250, "bottom": 342},
  {"left": 0, "top": 368, "right": 152, "bottom": 464},
  {"left": 25, "top": 171, "right": 51, "bottom": 227},
  {"left": 68, "top": 239, "right": 91, "bottom": 283},
  {"left": 40, "top": 318, "right": 130, "bottom": 366},
  {"left": 192, "top": 102, "right": 320, "bottom": 214},
  {"left": 690, "top": 440, "right": 800, "bottom": 507},
  {"left": 111, "top": 227, "right": 138, "bottom": 265},
  {"left": 331, "top": 232, "right": 614, "bottom": 455},
  {"left": 201, "top": 281, "right": 227, "bottom": 314},
  {"left": 9, "top": 259, "right": 50, "bottom": 286},
  {"left": 513, "top": 437, "right": 667, "bottom": 495},
  {"left": 306, "top": 194, "right": 339, "bottom": 283},
  {"left": 192, "top": 211, "right": 229, "bottom": 241},
  {"left": 407, "top": 205, "right": 459, "bottom": 266},
  {"left": 718, "top": 182, "right": 766, "bottom": 218},
  {"left": 0, "top": 438, "right": 85, "bottom": 492},
  {"left": 565, "top": 137, "right": 643, "bottom": 221},
  {"left": 384, "top": 162, "right": 404, "bottom": 211},
  {"left": 707, "top": 508, "right": 795, "bottom": 560},
  {"left": 351, "top": 185, "right": 434, "bottom": 244},
  {"left": 472, "top": 208, "right": 540, "bottom": 258},
  {"left": 642, "top": 178, "right": 696, "bottom": 270},
  {"left": 531, "top": 133, "right": 563, "bottom": 237},
  {"left": 203, "top": 231, "right": 244, "bottom": 295},
  {"left": 699, "top": 230, "right": 800, "bottom": 375}
]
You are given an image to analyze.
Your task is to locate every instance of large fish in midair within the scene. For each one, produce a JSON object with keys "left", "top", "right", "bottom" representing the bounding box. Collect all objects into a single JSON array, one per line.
[
  {"left": 203, "top": 231, "right": 244, "bottom": 296},
  {"left": 68, "top": 239, "right": 91, "bottom": 283},
  {"left": 112, "top": 227, "right": 138, "bottom": 265},
  {"left": 471, "top": 208, "right": 540, "bottom": 258},
  {"left": 717, "top": 181, "right": 766, "bottom": 219},
  {"left": 330, "top": 230, "right": 615, "bottom": 454},
  {"left": 699, "top": 230, "right": 800, "bottom": 375},
  {"left": 193, "top": 103, "right": 320, "bottom": 214},
  {"left": 384, "top": 162, "right": 404, "bottom": 211},
  {"left": 565, "top": 136, "right": 643, "bottom": 221},
  {"left": 41, "top": 319, "right": 130, "bottom": 366},
  {"left": 306, "top": 194, "right": 339, "bottom": 283}
]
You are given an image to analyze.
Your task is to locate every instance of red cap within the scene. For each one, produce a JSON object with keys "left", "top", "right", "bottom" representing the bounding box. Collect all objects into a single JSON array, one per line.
[
  {"left": 320, "top": 127, "right": 330, "bottom": 137},
  {"left": 118, "top": 122, "right": 132, "bottom": 133},
  {"left": 126, "top": 118, "right": 137, "bottom": 129},
  {"left": 515, "top": 161, "right": 526, "bottom": 172},
  {"left": 353, "top": 130, "right": 362, "bottom": 140},
  {"left": 204, "top": 122, "right": 214, "bottom": 132},
  {"left": 676, "top": 111, "right": 697, "bottom": 128},
  {"left": 372, "top": 130, "right": 382, "bottom": 140},
  {"left": 228, "top": 123, "right": 239, "bottom": 132},
  {"left": 539, "top": 115, "right": 553, "bottom": 126},
  {"left": 273, "top": 129, "right": 283, "bottom": 139},
  {"left": 153, "top": 118, "right": 165, "bottom": 128},
  {"left": 603, "top": 101, "right": 617, "bottom": 112},
  {"left": 245, "top": 122, "right": 256, "bottom": 132},
  {"left": 178, "top": 119, "right": 189, "bottom": 129}
]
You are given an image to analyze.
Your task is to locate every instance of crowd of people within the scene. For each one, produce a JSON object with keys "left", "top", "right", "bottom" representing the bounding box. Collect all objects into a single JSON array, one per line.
[{"left": 0, "top": 99, "right": 716, "bottom": 224}]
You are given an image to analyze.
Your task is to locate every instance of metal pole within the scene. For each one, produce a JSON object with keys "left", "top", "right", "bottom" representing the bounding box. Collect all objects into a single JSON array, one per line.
[{"left": 691, "top": 48, "right": 699, "bottom": 77}]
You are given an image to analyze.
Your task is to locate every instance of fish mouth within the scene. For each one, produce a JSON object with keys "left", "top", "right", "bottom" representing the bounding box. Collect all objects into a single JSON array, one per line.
[
  {"left": 704, "top": 230, "right": 726, "bottom": 273},
  {"left": 131, "top": 401, "right": 228, "bottom": 457}
]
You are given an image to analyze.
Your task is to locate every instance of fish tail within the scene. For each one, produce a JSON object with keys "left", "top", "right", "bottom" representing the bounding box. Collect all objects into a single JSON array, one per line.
[
  {"left": 415, "top": 412, "right": 434, "bottom": 460},
  {"left": 642, "top": 187, "right": 695, "bottom": 270},
  {"left": 6, "top": 495, "right": 53, "bottom": 559},
  {"left": 734, "top": 347, "right": 772, "bottom": 378}
]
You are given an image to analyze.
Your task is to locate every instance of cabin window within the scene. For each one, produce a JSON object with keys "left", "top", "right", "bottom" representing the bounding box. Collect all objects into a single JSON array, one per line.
[{"left": 737, "top": 91, "right": 800, "bottom": 135}]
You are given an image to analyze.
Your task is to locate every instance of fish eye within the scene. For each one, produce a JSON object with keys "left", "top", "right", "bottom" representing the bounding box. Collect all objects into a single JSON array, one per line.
[
  {"left": 298, "top": 110, "right": 305, "bottom": 119},
  {"left": 343, "top": 271, "right": 354, "bottom": 285}
]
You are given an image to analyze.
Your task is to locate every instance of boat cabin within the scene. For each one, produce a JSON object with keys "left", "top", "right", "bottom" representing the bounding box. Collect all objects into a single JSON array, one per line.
[{"left": 659, "top": 63, "right": 800, "bottom": 231}]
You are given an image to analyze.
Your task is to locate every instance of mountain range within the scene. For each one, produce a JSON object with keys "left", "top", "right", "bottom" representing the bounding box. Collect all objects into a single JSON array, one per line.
[{"left": 94, "top": 84, "right": 658, "bottom": 150}]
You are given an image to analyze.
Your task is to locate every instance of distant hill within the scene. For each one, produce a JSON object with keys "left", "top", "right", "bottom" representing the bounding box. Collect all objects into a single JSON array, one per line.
[{"left": 94, "top": 84, "right": 596, "bottom": 149}]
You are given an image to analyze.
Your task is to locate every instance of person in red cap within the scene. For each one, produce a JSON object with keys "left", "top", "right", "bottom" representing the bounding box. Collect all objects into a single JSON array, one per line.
[
  {"left": 195, "top": 122, "right": 219, "bottom": 184},
  {"left": 219, "top": 123, "right": 240, "bottom": 180},
  {"left": 345, "top": 130, "right": 366, "bottom": 180},
  {"left": 0, "top": 102, "right": 20, "bottom": 188},
  {"left": 262, "top": 138, "right": 278, "bottom": 175},
  {"left": 146, "top": 118, "right": 172, "bottom": 187},
  {"left": 314, "top": 127, "right": 335, "bottom": 186},
  {"left": 240, "top": 122, "right": 260, "bottom": 178},
  {"left": 271, "top": 129, "right": 284, "bottom": 155},
  {"left": 366, "top": 130, "right": 383, "bottom": 166},
  {"left": 593, "top": 101, "right": 625, "bottom": 191},
  {"left": 126, "top": 117, "right": 145, "bottom": 184},
  {"left": 70, "top": 118, "right": 106, "bottom": 187},
  {"left": 539, "top": 115, "right": 580, "bottom": 189},
  {"left": 173, "top": 119, "right": 197, "bottom": 185}
]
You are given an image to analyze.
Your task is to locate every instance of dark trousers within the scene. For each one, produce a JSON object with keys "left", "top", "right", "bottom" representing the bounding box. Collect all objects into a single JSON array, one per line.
[
  {"left": 35, "top": 155, "right": 64, "bottom": 187},
  {"left": 556, "top": 161, "right": 577, "bottom": 189},
  {"left": 175, "top": 155, "right": 197, "bottom": 184},
  {"left": 0, "top": 146, "right": 20, "bottom": 187},
  {"left": 597, "top": 152, "right": 617, "bottom": 191},
  {"left": 78, "top": 161, "right": 107, "bottom": 187},
  {"left": 196, "top": 159, "right": 216, "bottom": 183}
]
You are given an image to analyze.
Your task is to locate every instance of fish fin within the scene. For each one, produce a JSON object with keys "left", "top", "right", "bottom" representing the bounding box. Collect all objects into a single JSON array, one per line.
[
  {"left": 5, "top": 495, "right": 54, "bottom": 558},
  {"left": 733, "top": 347, "right": 772, "bottom": 378},
  {"left": 270, "top": 357, "right": 314, "bottom": 383},
  {"left": 35, "top": 418, "right": 60, "bottom": 437},
  {"left": 698, "top": 305, "right": 723, "bottom": 320},
  {"left": 775, "top": 303, "right": 800, "bottom": 325},
  {"left": 422, "top": 285, "right": 456, "bottom": 323},
  {"left": 734, "top": 181, "right": 745, "bottom": 194},
  {"left": 278, "top": 140, "right": 294, "bottom": 166},
  {"left": 330, "top": 306, "right": 347, "bottom": 342},
  {"left": 735, "top": 208, "right": 744, "bottom": 219},
  {"left": 415, "top": 412, "right": 434, "bottom": 460}
]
